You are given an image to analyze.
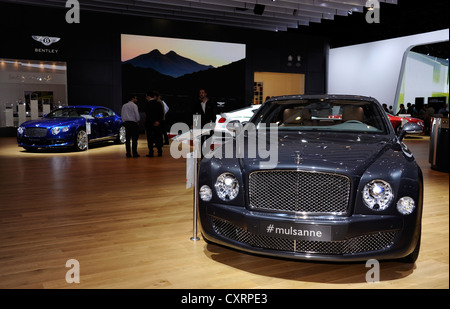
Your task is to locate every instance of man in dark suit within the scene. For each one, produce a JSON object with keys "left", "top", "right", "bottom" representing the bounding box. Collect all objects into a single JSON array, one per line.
[
  {"left": 193, "top": 89, "right": 217, "bottom": 127},
  {"left": 192, "top": 88, "right": 217, "bottom": 157},
  {"left": 144, "top": 90, "right": 164, "bottom": 157}
]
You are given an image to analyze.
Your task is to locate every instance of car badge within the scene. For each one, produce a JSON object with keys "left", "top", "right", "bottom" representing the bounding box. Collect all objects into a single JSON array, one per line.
[
  {"left": 32, "top": 35, "right": 60, "bottom": 46},
  {"left": 294, "top": 153, "right": 302, "bottom": 164}
]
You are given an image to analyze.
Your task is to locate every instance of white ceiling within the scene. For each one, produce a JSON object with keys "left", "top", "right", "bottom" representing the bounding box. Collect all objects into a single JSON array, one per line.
[{"left": 3, "top": 0, "right": 398, "bottom": 32}]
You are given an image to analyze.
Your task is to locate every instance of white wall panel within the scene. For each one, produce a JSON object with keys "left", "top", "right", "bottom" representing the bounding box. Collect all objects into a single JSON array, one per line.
[{"left": 328, "top": 29, "right": 449, "bottom": 112}]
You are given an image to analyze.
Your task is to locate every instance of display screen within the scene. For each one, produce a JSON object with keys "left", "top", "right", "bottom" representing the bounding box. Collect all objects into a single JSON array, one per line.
[
  {"left": 121, "top": 34, "right": 245, "bottom": 75},
  {"left": 121, "top": 34, "right": 247, "bottom": 125}
]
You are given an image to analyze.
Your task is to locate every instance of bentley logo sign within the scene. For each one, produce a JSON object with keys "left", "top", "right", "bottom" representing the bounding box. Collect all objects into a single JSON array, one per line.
[{"left": 32, "top": 36, "right": 61, "bottom": 46}]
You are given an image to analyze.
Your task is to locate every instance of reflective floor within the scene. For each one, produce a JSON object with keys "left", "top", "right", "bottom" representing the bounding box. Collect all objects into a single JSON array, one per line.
[{"left": 0, "top": 135, "right": 448, "bottom": 289}]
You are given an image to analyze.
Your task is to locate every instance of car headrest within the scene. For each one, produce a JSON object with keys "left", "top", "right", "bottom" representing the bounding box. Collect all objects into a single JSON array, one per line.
[{"left": 283, "top": 108, "right": 311, "bottom": 124}]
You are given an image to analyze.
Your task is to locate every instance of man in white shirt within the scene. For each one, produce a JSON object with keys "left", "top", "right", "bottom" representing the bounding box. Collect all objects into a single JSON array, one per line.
[{"left": 121, "top": 94, "right": 140, "bottom": 158}]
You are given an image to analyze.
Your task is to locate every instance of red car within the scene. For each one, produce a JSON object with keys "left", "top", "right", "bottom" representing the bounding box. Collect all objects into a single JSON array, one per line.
[
  {"left": 329, "top": 112, "right": 424, "bottom": 134},
  {"left": 386, "top": 113, "right": 424, "bottom": 134}
]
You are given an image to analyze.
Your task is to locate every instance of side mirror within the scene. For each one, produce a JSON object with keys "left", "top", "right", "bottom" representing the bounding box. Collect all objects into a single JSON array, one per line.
[
  {"left": 226, "top": 120, "right": 242, "bottom": 135},
  {"left": 398, "top": 122, "right": 423, "bottom": 141}
]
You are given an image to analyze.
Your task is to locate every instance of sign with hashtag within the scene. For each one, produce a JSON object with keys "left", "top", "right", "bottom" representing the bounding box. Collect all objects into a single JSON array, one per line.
[{"left": 260, "top": 221, "right": 332, "bottom": 241}]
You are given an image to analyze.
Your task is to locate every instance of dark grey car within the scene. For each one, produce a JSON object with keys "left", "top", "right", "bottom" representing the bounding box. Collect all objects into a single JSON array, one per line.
[{"left": 198, "top": 94, "right": 423, "bottom": 263}]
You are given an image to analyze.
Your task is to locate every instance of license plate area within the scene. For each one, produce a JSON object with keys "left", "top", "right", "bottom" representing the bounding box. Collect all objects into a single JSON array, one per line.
[{"left": 260, "top": 221, "right": 332, "bottom": 241}]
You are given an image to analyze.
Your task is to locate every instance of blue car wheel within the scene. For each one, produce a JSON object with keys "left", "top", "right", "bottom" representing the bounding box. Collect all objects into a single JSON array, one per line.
[
  {"left": 74, "top": 129, "right": 88, "bottom": 151},
  {"left": 116, "top": 126, "right": 126, "bottom": 144}
]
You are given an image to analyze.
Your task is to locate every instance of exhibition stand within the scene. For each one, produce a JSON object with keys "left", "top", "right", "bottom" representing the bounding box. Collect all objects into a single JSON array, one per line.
[{"left": 429, "top": 116, "right": 449, "bottom": 172}]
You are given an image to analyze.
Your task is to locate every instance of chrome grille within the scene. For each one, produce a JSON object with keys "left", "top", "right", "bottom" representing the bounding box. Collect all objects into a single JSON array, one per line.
[
  {"left": 212, "top": 217, "right": 396, "bottom": 255},
  {"left": 248, "top": 170, "right": 350, "bottom": 215},
  {"left": 24, "top": 127, "right": 48, "bottom": 137}
]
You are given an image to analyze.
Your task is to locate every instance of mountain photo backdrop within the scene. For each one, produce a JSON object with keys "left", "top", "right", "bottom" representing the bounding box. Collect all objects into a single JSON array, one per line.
[
  {"left": 124, "top": 49, "right": 214, "bottom": 78},
  {"left": 121, "top": 34, "right": 246, "bottom": 127}
]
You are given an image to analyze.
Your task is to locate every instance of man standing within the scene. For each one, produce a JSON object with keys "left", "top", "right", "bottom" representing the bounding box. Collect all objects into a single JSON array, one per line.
[
  {"left": 396, "top": 104, "right": 407, "bottom": 116},
  {"left": 192, "top": 88, "right": 217, "bottom": 157},
  {"left": 121, "top": 94, "right": 140, "bottom": 158},
  {"left": 144, "top": 90, "right": 164, "bottom": 157},
  {"left": 193, "top": 88, "right": 217, "bottom": 126}
]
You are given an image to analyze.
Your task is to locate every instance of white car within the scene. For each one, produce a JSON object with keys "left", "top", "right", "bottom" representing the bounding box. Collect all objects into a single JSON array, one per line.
[
  {"left": 171, "top": 105, "right": 262, "bottom": 151},
  {"left": 210, "top": 105, "right": 261, "bottom": 149},
  {"left": 214, "top": 104, "right": 261, "bottom": 136}
]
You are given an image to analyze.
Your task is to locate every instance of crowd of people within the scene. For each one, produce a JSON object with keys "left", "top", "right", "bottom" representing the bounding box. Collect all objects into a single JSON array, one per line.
[{"left": 120, "top": 88, "right": 216, "bottom": 158}]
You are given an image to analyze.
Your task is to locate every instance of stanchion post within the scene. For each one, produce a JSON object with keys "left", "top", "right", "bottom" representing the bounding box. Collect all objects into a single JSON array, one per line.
[
  {"left": 190, "top": 116, "right": 201, "bottom": 241},
  {"left": 86, "top": 119, "right": 90, "bottom": 152}
]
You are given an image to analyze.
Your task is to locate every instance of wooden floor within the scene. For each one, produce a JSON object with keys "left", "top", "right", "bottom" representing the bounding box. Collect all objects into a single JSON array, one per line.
[{"left": 0, "top": 135, "right": 448, "bottom": 289}]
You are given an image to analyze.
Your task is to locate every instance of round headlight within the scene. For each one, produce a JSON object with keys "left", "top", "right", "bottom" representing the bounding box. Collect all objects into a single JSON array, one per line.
[
  {"left": 199, "top": 185, "right": 212, "bottom": 202},
  {"left": 51, "top": 127, "right": 61, "bottom": 135},
  {"left": 397, "top": 196, "right": 415, "bottom": 215},
  {"left": 362, "top": 179, "right": 393, "bottom": 211},
  {"left": 215, "top": 173, "right": 239, "bottom": 201}
]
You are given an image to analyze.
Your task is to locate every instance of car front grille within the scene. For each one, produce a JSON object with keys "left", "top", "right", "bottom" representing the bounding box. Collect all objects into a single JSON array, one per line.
[
  {"left": 211, "top": 217, "right": 396, "bottom": 255},
  {"left": 24, "top": 127, "right": 48, "bottom": 137},
  {"left": 248, "top": 170, "right": 351, "bottom": 215}
]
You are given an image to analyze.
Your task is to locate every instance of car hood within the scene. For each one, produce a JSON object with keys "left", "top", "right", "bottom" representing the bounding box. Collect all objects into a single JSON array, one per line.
[
  {"left": 218, "top": 131, "right": 397, "bottom": 177},
  {"left": 21, "top": 117, "right": 84, "bottom": 128}
]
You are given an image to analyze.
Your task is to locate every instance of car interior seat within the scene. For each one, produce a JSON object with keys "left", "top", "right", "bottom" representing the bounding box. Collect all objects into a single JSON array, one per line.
[
  {"left": 342, "top": 106, "right": 364, "bottom": 122},
  {"left": 283, "top": 108, "right": 313, "bottom": 126}
]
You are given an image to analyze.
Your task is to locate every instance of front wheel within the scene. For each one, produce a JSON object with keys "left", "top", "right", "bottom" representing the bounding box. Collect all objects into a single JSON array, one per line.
[
  {"left": 116, "top": 125, "right": 126, "bottom": 144},
  {"left": 74, "top": 129, "right": 88, "bottom": 151}
]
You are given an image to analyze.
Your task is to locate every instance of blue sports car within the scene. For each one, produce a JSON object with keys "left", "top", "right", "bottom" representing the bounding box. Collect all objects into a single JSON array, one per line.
[{"left": 17, "top": 105, "right": 126, "bottom": 151}]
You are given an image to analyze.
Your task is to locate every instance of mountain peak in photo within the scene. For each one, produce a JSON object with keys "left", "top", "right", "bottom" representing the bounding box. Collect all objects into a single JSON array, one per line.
[{"left": 124, "top": 49, "right": 214, "bottom": 78}]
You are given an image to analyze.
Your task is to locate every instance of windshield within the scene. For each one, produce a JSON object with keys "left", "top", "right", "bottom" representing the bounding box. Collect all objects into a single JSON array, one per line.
[
  {"left": 252, "top": 99, "right": 389, "bottom": 134},
  {"left": 45, "top": 108, "right": 92, "bottom": 118}
]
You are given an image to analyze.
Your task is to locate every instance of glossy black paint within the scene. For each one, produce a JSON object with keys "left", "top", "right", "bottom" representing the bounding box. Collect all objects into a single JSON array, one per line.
[{"left": 198, "top": 95, "right": 423, "bottom": 262}]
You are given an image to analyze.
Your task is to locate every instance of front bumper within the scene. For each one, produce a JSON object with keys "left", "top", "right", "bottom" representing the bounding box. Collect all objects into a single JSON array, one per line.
[
  {"left": 17, "top": 137, "right": 73, "bottom": 148},
  {"left": 199, "top": 202, "right": 420, "bottom": 262}
]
